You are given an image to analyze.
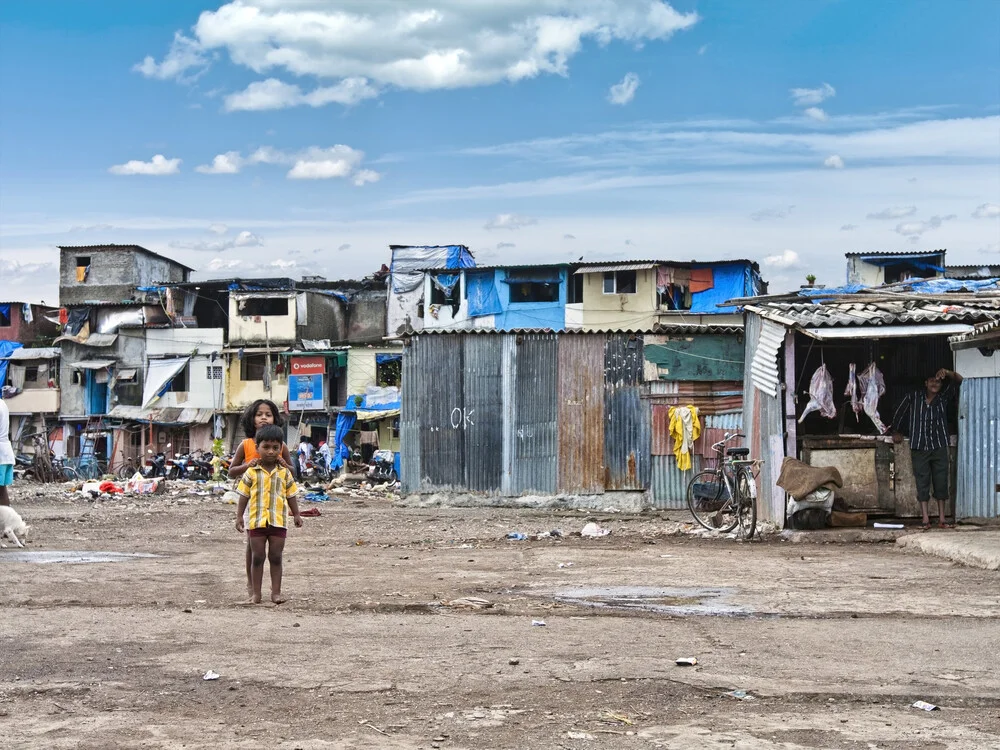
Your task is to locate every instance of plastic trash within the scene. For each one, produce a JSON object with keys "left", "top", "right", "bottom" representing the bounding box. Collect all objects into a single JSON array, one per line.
[
  {"left": 581, "top": 522, "right": 611, "bottom": 538},
  {"left": 531, "top": 619, "right": 547, "bottom": 627},
  {"left": 873, "top": 522, "right": 904, "bottom": 529},
  {"left": 675, "top": 657, "right": 698, "bottom": 666},
  {"left": 506, "top": 532, "right": 528, "bottom": 541},
  {"left": 912, "top": 700, "right": 939, "bottom": 711},
  {"left": 202, "top": 670, "right": 220, "bottom": 681},
  {"left": 557, "top": 562, "right": 575, "bottom": 568},
  {"left": 726, "top": 690, "right": 755, "bottom": 700}
]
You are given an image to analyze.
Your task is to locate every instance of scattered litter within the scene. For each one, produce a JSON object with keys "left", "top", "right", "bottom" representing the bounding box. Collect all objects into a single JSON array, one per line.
[
  {"left": 202, "top": 670, "right": 220, "bottom": 681},
  {"left": 726, "top": 690, "right": 755, "bottom": 701},
  {"left": 445, "top": 597, "right": 493, "bottom": 610},
  {"left": 508, "top": 658, "right": 520, "bottom": 665},
  {"left": 581, "top": 522, "right": 611, "bottom": 538},
  {"left": 567, "top": 731, "right": 595, "bottom": 740},
  {"left": 912, "top": 700, "right": 939, "bottom": 711},
  {"left": 98, "top": 481, "right": 123, "bottom": 494},
  {"left": 558, "top": 562, "right": 575, "bottom": 568},
  {"left": 531, "top": 619, "right": 547, "bottom": 627},
  {"left": 675, "top": 657, "right": 698, "bottom": 666},
  {"left": 506, "top": 532, "right": 528, "bottom": 541},
  {"left": 304, "top": 492, "right": 329, "bottom": 502},
  {"left": 659, "top": 554, "right": 674, "bottom": 558},
  {"left": 874, "top": 522, "right": 905, "bottom": 529},
  {"left": 299, "top": 508, "right": 321, "bottom": 517}
]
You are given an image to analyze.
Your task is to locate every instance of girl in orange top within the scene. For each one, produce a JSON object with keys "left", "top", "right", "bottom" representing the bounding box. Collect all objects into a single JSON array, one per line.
[{"left": 229, "top": 399, "right": 294, "bottom": 599}]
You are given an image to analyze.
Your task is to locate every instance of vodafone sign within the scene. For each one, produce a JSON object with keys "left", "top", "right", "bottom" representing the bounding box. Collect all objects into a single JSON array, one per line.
[{"left": 290, "top": 357, "right": 326, "bottom": 375}]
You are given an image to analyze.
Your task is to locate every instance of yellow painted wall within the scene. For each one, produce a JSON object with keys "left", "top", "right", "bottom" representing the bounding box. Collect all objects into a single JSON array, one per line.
[
  {"left": 580, "top": 268, "right": 659, "bottom": 330},
  {"left": 224, "top": 356, "right": 288, "bottom": 412},
  {"left": 228, "top": 294, "right": 297, "bottom": 344},
  {"left": 346, "top": 345, "right": 403, "bottom": 396}
]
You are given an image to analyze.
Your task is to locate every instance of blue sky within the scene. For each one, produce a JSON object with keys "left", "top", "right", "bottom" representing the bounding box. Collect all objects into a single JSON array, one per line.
[{"left": 1, "top": 0, "right": 998, "bottom": 304}]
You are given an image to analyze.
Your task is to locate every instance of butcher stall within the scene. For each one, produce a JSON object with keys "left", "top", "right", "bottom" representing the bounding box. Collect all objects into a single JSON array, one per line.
[{"left": 739, "top": 279, "right": 1000, "bottom": 527}]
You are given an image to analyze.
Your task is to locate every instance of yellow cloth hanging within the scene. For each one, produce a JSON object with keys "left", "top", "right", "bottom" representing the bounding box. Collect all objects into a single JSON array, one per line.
[{"left": 668, "top": 405, "right": 701, "bottom": 471}]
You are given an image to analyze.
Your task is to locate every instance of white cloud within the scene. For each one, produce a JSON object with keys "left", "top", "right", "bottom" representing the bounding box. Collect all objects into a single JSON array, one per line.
[
  {"left": 170, "top": 230, "right": 263, "bottom": 252},
  {"left": 133, "top": 32, "right": 209, "bottom": 81},
  {"left": 269, "top": 259, "right": 296, "bottom": 269},
  {"left": 287, "top": 146, "right": 365, "bottom": 180},
  {"left": 840, "top": 224, "right": 858, "bottom": 231},
  {"left": 804, "top": 107, "right": 828, "bottom": 122},
  {"left": 790, "top": 83, "right": 836, "bottom": 107},
  {"left": 208, "top": 223, "right": 229, "bottom": 235},
  {"left": 763, "top": 249, "right": 800, "bottom": 269},
  {"left": 206, "top": 257, "right": 245, "bottom": 271},
  {"left": 108, "top": 154, "right": 181, "bottom": 176},
  {"left": 196, "top": 151, "right": 243, "bottom": 174},
  {"left": 140, "top": 2, "right": 698, "bottom": 107},
  {"left": 895, "top": 214, "right": 956, "bottom": 239},
  {"left": 751, "top": 206, "right": 794, "bottom": 221},
  {"left": 337, "top": 243, "right": 352, "bottom": 251},
  {"left": 972, "top": 202, "right": 1000, "bottom": 219},
  {"left": 608, "top": 72, "right": 640, "bottom": 105},
  {"left": 823, "top": 154, "right": 845, "bottom": 169},
  {"left": 351, "top": 169, "right": 381, "bottom": 186},
  {"left": 69, "top": 223, "right": 116, "bottom": 232},
  {"left": 867, "top": 205, "right": 916, "bottom": 220},
  {"left": 484, "top": 213, "right": 539, "bottom": 230},
  {"left": 223, "top": 77, "right": 378, "bottom": 111},
  {"left": 497, "top": 242, "right": 517, "bottom": 249}
]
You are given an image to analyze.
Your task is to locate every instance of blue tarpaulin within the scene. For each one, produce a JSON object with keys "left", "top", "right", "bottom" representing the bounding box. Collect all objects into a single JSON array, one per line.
[
  {"left": 690, "top": 264, "right": 753, "bottom": 313},
  {"left": 375, "top": 353, "right": 402, "bottom": 364},
  {"left": 502, "top": 268, "right": 562, "bottom": 284},
  {"left": 432, "top": 273, "right": 461, "bottom": 295},
  {"left": 466, "top": 271, "right": 503, "bottom": 317},
  {"left": 330, "top": 412, "right": 356, "bottom": 471},
  {"left": 0, "top": 340, "right": 24, "bottom": 388}
]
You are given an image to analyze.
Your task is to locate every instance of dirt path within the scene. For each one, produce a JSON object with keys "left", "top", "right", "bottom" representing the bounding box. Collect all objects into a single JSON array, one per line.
[{"left": 2, "top": 485, "right": 998, "bottom": 748}]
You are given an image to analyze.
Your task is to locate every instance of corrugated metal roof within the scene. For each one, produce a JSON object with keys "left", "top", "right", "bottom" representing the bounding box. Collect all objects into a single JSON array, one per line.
[
  {"left": 749, "top": 319, "right": 785, "bottom": 397},
  {"left": 746, "top": 298, "right": 1000, "bottom": 328},
  {"left": 107, "top": 405, "right": 214, "bottom": 424},
  {"left": 575, "top": 262, "right": 658, "bottom": 273},
  {"left": 54, "top": 333, "right": 119, "bottom": 347},
  {"left": 844, "top": 249, "right": 945, "bottom": 258},
  {"left": 1, "top": 347, "right": 59, "bottom": 361},
  {"left": 950, "top": 318, "right": 1000, "bottom": 349}
]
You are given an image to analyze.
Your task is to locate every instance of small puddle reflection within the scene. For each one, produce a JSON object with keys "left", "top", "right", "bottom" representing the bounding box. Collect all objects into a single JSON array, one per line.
[
  {"left": 546, "top": 586, "right": 747, "bottom": 617},
  {"left": 2, "top": 551, "right": 160, "bottom": 564}
]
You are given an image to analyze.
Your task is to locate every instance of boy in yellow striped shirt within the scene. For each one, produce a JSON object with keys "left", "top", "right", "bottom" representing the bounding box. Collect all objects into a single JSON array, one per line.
[{"left": 235, "top": 424, "right": 303, "bottom": 604}]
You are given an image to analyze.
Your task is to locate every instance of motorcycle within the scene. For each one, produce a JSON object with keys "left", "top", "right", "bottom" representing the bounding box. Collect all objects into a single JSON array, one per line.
[
  {"left": 368, "top": 449, "right": 397, "bottom": 484},
  {"left": 299, "top": 456, "right": 331, "bottom": 483},
  {"left": 169, "top": 451, "right": 213, "bottom": 481},
  {"left": 143, "top": 443, "right": 170, "bottom": 478}
]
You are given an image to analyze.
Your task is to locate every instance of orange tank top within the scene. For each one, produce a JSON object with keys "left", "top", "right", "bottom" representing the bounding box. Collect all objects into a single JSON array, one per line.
[{"left": 242, "top": 438, "right": 259, "bottom": 462}]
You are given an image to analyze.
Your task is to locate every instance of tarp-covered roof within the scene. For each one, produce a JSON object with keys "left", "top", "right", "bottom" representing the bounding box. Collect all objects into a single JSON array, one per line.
[{"left": 1, "top": 347, "right": 59, "bottom": 361}]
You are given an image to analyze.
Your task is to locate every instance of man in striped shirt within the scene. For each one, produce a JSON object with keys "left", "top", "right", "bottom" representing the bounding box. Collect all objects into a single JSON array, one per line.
[
  {"left": 889, "top": 368, "right": 963, "bottom": 529},
  {"left": 236, "top": 424, "right": 303, "bottom": 604}
]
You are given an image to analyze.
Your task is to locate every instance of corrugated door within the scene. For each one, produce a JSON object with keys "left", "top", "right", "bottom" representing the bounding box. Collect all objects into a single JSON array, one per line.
[
  {"left": 400, "top": 339, "right": 421, "bottom": 493},
  {"left": 463, "top": 335, "right": 503, "bottom": 492},
  {"left": 604, "top": 334, "right": 651, "bottom": 490},
  {"left": 417, "top": 335, "right": 465, "bottom": 490},
  {"left": 512, "top": 334, "right": 558, "bottom": 493},
  {"left": 558, "top": 335, "right": 605, "bottom": 494},
  {"left": 956, "top": 377, "right": 1000, "bottom": 520}
]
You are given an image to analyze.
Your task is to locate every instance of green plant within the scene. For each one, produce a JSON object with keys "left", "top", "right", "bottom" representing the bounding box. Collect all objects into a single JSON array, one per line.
[
  {"left": 212, "top": 438, "right": 225, "bottom": 457},
  {"left": 805, "top": 274, "right": 817, "bottom": 285}
]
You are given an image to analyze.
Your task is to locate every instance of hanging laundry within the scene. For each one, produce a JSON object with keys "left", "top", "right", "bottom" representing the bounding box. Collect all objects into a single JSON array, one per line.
[
  {"left": 668, "top": 405, "right": 701, "bottom": 471},
  {"left": 858, "top": 363, "right": 887, "bottom": 433},
  {"left": 798, "top": 364, "right": 837, "bottom": 423},
  {"left": 689, "top": 268, "right": 715, "bottom": 293},
  {"left": 844, "top": 363, "right": 861, "bottom": 420}
]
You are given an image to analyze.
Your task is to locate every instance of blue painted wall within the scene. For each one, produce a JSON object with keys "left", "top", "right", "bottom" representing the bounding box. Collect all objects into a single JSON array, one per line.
[{"left": 492, "top": 268, "right": 567, "bottom": 331}]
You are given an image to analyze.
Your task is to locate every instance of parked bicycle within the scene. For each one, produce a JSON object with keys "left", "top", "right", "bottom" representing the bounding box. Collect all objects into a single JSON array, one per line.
[{"left": 686, "top": 432, "right": 761, "bottom": 540}]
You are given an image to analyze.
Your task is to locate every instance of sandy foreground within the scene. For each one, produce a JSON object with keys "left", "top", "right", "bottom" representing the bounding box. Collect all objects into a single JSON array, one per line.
[{"left": 2, "top": 482, "right": 998, "bottom": 749}]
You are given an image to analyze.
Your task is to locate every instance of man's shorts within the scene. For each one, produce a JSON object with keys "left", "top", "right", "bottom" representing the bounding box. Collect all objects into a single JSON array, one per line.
[
  {"left": 911, "top": 446, "right": 949, "bottom": 503},
  {"left": 0, "top": 463, "right": 13, "bottom": 487},
  {"left": 248, "top": 524, "right": 287, "bottom": 538}
]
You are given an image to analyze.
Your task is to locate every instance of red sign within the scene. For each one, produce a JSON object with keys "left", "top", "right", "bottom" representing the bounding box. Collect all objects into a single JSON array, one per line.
[{"left": 290, "top": 357, "right": 326, "bottom": 375}]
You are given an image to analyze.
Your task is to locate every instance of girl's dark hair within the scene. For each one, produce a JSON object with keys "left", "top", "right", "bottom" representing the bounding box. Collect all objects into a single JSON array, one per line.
[
  {"left": 241, "top": 399, "right": 284, "bottom": 438},
  {"left": 255, "top": 424, "right": 285, "bottom": 445}
]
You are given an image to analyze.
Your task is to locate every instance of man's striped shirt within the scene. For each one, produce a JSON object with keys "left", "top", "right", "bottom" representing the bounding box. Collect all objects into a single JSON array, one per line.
[
  {"left": 236, "top": 465, "right": 298, "bottom": 529},
  {"left": 891, "top": 383, "right": 956, "bottom": 451}
]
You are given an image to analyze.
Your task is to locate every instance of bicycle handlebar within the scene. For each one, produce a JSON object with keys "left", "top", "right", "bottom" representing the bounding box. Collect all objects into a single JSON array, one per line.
[{"left": 710, "top": 432, "right": 747, "bottom": 450}]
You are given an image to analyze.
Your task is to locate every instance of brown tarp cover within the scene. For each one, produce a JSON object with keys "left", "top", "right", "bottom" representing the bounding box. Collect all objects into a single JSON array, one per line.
[{"left": 776, "top": 456, "right": 843, "bottom": 500}]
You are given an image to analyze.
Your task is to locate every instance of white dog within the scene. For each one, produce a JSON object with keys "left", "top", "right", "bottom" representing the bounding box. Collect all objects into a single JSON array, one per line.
[{"left": 0, "top": 506, "right": 30, "bottom": 548}]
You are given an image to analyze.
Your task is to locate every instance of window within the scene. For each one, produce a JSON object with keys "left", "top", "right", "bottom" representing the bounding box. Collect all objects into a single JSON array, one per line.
[
  {"left": 429, "top": 275, "right": 461, "bottom": 316},
  {"left": 658, "top": 288, "right": 692, "bottom": 311},
  {"left": 509, "top": 282, "right": 559, "bottom": 304},
  {"left": 24, "top": 366, "right": 39, "bottom": 383},
  {"left": 391, "top": 418, "right": 400, "bottom": 439},
  {"left": 206, "top": 366, "right": 223, "bottom": 380},
  {"left": 603, "top": 270, "right": 637, "bottom": 295},
  {"left": 76, "top": 256, "right": 91, "bottom": 283},
  {"left": 568, "top": 274, "right": 584, "bottom": 304},
  {"left": 168, "top": 365, "right": 189, "bottom": 392},
  {"left": 0, "top": 307, "right": 9, "bottom": 326},
  {"left": 240, "top": 354, "right": 267, "bottom": 381},
  {"left": 376, "top": 358, "right": 401, "bottom": 387},
  {"left": 240, "top": 297, "right": 289, "bottom": 317}
]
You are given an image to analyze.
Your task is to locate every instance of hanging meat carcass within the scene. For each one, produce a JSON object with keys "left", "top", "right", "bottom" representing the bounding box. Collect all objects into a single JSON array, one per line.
[
  {"left": 844, "top": 363, "right": 861, "bottom": 420},
  {"left": 798, "top": 364, "right": 837, "bottom": 423},
  {"left": 858, "top": 362, "right": 887, "bottom": 433}
]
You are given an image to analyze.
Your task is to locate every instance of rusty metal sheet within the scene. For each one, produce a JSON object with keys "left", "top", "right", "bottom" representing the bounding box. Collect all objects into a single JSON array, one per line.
[
  {"left": 512, "top": 334, "right": 558, "bottom": 494},
  {"left": 557, "top": 334, "right": 605, "bottom": 494},
  {"left": 604, "top": 334, "right": 650, "bottom": 490},
  {"left": 651, "top": 404, "right": 671, "bottom": 456}
]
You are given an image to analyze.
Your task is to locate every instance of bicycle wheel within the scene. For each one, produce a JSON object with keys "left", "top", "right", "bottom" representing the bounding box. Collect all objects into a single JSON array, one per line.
[
  {"left": 60, "top": 465, "right": 81, "bottom": 482},
  {"left": 735, "top": 467, "right": 758, "bottom": 541},
  {"left": 687, "top": 469, "right": 738, "bottom": 532},
  {"left": 117, "top": 462, "right": 135, "bottom": 480}
]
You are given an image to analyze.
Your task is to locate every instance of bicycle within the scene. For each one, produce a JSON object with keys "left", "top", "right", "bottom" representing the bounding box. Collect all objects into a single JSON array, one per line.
[{"left": 686, "top": 432, "right": 761, "bottom": 540}]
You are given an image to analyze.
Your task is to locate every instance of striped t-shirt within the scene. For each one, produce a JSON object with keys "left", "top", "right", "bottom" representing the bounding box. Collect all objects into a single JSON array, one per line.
[
  {"left": 890, "top": 383, "right": 956, "bottom": 451},
  {"left": 235, "top": 465, "right": 298, "bottom": 529}
]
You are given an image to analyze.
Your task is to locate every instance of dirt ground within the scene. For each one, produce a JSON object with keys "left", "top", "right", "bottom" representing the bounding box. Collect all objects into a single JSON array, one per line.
[{"left": 2, "top": 481, "right": 999, "bottom": 749}]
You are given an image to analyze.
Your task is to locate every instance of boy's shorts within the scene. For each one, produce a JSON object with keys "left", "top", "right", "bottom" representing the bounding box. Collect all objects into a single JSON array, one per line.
[
  {"left": 248, "top": 524, "right": 287, "bottom": 538},
  {"left": 0, "top": 464, "right": 13, "bottom": 487}
]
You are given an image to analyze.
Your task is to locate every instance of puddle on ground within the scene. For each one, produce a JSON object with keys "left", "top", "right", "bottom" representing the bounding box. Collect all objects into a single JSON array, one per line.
[
  {"left": 1, "top": 550, "right": 161, "bottom": 564},
  {"left": 545, "top": 586, "right": 748, "bottom": 617}
]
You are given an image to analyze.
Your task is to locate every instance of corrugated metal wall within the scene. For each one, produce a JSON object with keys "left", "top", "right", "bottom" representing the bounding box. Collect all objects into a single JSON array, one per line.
[
  {"left": 743, "top": 313, "right": 788, "bottom": 526},
  {"left": 651, "top": 454, "right": 702, "bottom": 509},
  {"left": 604, "top": 335, "right": 651, "bottom": 490},
  {"left": 956, "top": 377, "right": 1000, "bottom": 519},
  {"left": 463, "top": 336, "right": 503, "bottom": 492},
  {"left": 512, "top": 334, "right": 559, "bottom": 494},
  {"left": 557, "top": 335, "right": 605, "bottom": 494}
]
